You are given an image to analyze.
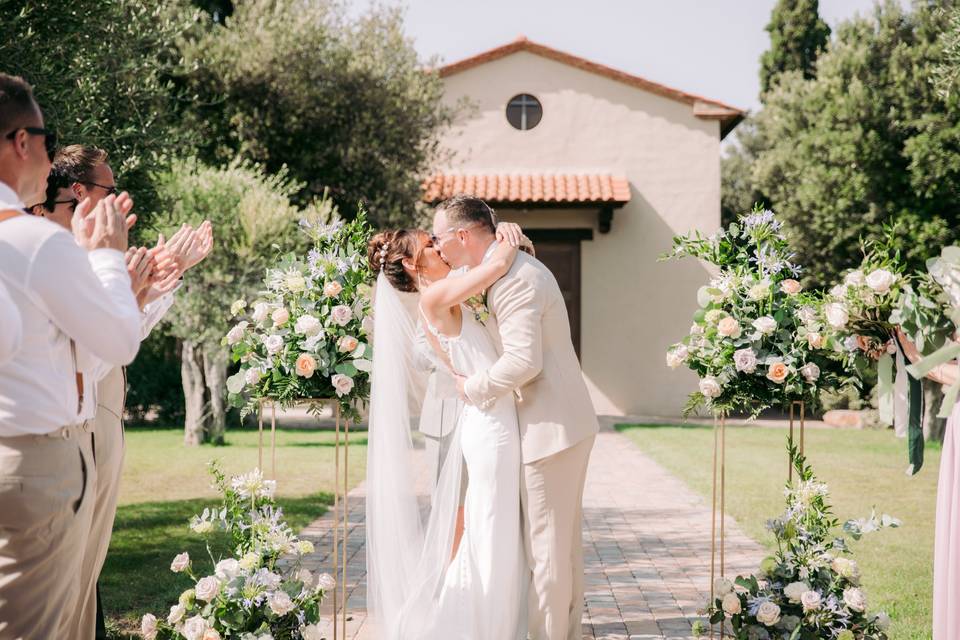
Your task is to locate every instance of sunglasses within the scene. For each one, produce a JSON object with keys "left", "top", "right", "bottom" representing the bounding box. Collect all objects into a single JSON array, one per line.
[
  {"left": 53, "top": 197, "right": 79, "bottom": 210},
  {"left": 4, "top": 127, "right": 57, "bottom": 162},
  {"left": 81, "top": 181, "right": 117, "bottom": 196}
]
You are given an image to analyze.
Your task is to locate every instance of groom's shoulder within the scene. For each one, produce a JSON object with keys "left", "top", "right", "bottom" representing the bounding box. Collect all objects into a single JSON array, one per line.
[{"left": 495, "top": 251, "right": 555, "bottom": 290}]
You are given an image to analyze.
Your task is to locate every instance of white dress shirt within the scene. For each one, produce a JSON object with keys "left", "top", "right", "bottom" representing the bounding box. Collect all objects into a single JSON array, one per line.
[
  {"left": 0, "top": 182, "right": 141, "bottom": 435},
  {"left": 0, "top": 278, "right": 22, "bottom": 366},
  {"left": 76, "top": 289, "right": 178, "bottom": 420}
]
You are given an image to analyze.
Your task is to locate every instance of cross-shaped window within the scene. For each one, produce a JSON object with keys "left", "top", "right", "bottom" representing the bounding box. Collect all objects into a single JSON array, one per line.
[{"left": 506, "top": 94, "right": 542, "bottom": 131}]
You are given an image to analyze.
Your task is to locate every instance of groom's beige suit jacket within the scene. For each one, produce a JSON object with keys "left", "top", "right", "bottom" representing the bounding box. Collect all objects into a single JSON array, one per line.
[{"left": 464, "top": 251, "right": 599, "bottom": 464}]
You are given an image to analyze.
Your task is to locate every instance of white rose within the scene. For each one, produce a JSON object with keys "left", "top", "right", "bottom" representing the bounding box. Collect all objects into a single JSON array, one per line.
[
  {"left": 756, "top": 601, "right": 781, "bottom": 626},
  {"left": 845, "top": 270, "right": 866, "bottom": 286},
  {"left": 806, "top": 332, "right": 826, "bottom": 349},
  {"left": 182, "top": 615, "right": 208, "bottom": 640},
  {"left": 272, "top": 307, "right": 290, "bottom": 327},
  {"left": 748, "top": 281, "right": 771, "bottom": 301},
  {"left": 752, "top": 316, "right": 777, "bottom": 335},
  {"left": 832, "top": 556, "right": 860, "bottom": 582},
  {"left": 361, "top": 316, "right": 375, "bottom": 336},
  {"left": 666, "top": 345, "right": 688, "bottom": 369},
  {"left": 230, "top": 299, "right": 246, "bottom": 317},
  {"left": 800, "top": 590, "right": 822, "bottom": 612},
  {"left": 800, "top": 362, "right": 821, "bottom": 382},
  {"left": 843, "top": 587, "right": 867, "bottom": 612},
  {"left": 718, "top": 317, "right": 742, "bottom": 339},
  {"left": 865, "top": 268, "right": 896, "bottom": 294},
  {"left": 699, "top": 376, "right": 722, "bottom": 399},
  {"left": 317, "top": 572, "right": 337, "bottom": 592},
  {"left": 215, "top": 558, "right": 241, "bottom": 582},
  {"left": 301, "top": 624, "right": 324, "bottom": 640},
  {"left": 226, "top": 321, "right": 248, "bottom": 345},
  {"left": 167, "top": 603, "right": 186, "bottom": 625},
  {"left": 783, "top": 581, "right": 810, "bottom": 604},
  {"left": 331, "top": 304, "right": 353, "bottom": 326},
  {"left": 830, "top": 283, "right": 849, "bottom": 299},
  {"left": 170, "top": 552, "right": 190, "bottom": 573},
  {"left": 713, "top": 577, "right": 734, "bottom": 596},
  {"left": 195, "top": 576, "right": 220, "bottom": 602},
  {"left": 798, "top": 305, "right": 818, "bottom": 326},
  {"left": 252, "top": 302, "right": 270, "bottom": 324},
  {"left": 824, "top": 302, "right": 849, "bottom": 330},
  {"left": 332, "top": 373, "right": 355, "bottom": 397},
  {"left": 245, "top": 367, "right": 262, "bottom": 386},
  {"left": 268, "top": 590, "right": 295, "bottom": 615},
  {"left": 295, "top": 314, "right": 322, "bottom": 336},
  {"left": 141, "top": 613, "right": 158, "bottom": 640},
  {"left": 263, "top": 334, "right": 284, "bottom": 355},
  {"left": 323, "top": 281, "right": 343, "bottom": 298},
  {"left": 286, "top": 274, "right": 307, "bottom": 293},
  {"left": 721, "top": 592, "right": 742, "bottom": 615},
  {"left": 734, "top": 348, "right": 758, "bottom": 374},
  {"left": 202, "top": 630, "right": 222, "bottom": 640},
  {"left": 690, "top": 323, "right": 705, "bottom": 335}
]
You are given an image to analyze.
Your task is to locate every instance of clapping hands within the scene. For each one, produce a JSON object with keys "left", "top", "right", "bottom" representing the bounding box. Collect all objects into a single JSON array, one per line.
[{"left": 135, "top": 221, "right": 215, "bottom": 307}]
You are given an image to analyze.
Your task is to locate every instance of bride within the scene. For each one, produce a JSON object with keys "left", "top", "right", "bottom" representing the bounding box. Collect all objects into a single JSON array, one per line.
[{"left": 364, "top": 223, "right": 532, "bottom": 640}]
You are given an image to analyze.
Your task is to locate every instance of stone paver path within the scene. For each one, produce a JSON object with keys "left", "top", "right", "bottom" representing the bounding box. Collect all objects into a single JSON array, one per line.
[{"left": 297, "top": 422, "right": 765, "bottom": 639}]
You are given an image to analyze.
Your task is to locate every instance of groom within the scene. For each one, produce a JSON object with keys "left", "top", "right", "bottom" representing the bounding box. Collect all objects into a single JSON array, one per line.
[{"left": 432, "top": 195, "right": 599, "bottom": 640}]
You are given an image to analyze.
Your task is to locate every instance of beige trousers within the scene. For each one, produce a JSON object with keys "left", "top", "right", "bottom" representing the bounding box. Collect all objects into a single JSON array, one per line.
[
  {"left": 0, "top": 425, "right": 96, "bottom": 640},
  {"left": 523, "top": 435, "right": 594, "bottom": 640},
  {"left": 72, "top": 367, "right": 126, "bottom": 640}
]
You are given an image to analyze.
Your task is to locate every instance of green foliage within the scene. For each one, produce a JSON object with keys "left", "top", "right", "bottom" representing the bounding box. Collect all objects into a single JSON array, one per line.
[
  {"left": 0, "top": 0, "right": 199, "bottom": 221},
  {"left": 753, "top": 1, "right": 960, "bottom": 288},
  {"left": 151, "top": 157, "right": 314, "bottom": 348},
  {"left": 125, "top": 332, "right": 185, "bottom": 425},
  {"left": 178, "top": 0, "right": 456, "bottom": 228},
  {"left": 759, "top": 0, "right": 831, "bottom": 95},
  {"left": 934, "top": 7, "right": 960, "bottom": 99},
  {"left": 721, "top": 117, "right": 772, "bottom": 227}
]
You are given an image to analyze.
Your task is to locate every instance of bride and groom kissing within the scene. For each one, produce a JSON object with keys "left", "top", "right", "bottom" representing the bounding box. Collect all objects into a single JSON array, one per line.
[{"left": 364, "top": 195, "right": 599, "bottom": 640}]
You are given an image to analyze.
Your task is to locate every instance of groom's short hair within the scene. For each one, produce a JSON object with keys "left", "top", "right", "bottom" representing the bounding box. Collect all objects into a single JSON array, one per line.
[{"left": 437, "top": 195, "right": 497, "bottom": 234}]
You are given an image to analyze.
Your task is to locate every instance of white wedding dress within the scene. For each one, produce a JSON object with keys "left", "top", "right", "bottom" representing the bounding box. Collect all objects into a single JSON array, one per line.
[{"left": 365, "top": 272, "right": 526, "bottom": 640}]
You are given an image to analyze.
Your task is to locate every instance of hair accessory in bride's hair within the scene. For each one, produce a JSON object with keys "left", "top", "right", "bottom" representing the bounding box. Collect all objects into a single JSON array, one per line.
[{"left": 377, "top": 242, "right": 390, "bottom": 269}]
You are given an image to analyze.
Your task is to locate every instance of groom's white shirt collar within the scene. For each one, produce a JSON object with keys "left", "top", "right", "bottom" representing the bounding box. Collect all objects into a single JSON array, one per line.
[{"left": 0, "top": 180, "right": 25, "bottom": 210}]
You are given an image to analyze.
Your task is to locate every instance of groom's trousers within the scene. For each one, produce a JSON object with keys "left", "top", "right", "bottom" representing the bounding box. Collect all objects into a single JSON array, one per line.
[{"left": 522, "top": 434, "right": 595, "bottom": 640}]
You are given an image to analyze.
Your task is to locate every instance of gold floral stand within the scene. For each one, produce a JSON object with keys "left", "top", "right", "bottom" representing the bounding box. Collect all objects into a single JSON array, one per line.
[
  {"left": 708, "top": 401, "right": 805, "bottom": 639},
  {"left": 258, "top": 398, "right": 352, "bottom": 640}
]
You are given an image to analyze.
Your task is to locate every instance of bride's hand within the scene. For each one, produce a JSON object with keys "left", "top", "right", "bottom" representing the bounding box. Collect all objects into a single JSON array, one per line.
[
  {"left": 496, "top": 222, "right": 524, "bottom": 247},
  {"left": 895, "top": 328, "right": 922, "bottom": 364}
]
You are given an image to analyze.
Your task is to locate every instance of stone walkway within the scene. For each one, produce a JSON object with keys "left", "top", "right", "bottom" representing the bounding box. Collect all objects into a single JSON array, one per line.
[{"left": 297, "top": 422, "right": 765, "bottom": 639}]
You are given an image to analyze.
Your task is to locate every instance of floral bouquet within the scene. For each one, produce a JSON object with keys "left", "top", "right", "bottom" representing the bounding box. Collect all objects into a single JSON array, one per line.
[
  {"left": 141, "top": 462, "right": 334, "bottom": 640},
  {"left": 705, "top": 443, "right": 897, "bottom": 640},
  {"left": 225, "top": 209, "right": 374, "bottom": 420},
  {"left": 892, "top": 245, "right": 960, "bottom": 356},
  {"left": 822, "top": 231, "right": 905, "bottom": 361},
  {"left": 664, "top": 206, "right": 858, "bottom": 417}
]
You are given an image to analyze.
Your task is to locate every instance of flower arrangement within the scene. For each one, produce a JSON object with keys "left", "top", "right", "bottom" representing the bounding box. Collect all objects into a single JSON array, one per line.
[
  {"left": 225, "top": 209, "right": 374, "bottom": 420},
  {"left": 706, "top": 443, "right": 898, "bottom": 640},
  {"left": 141, "top": 463, "right": 334, "bottom": 640},
  {"left": 892, "top": 245, "right": 960, "bottom": 357},
  {"left": 664, "top": 207, "right": 858, "bottom": 417}
]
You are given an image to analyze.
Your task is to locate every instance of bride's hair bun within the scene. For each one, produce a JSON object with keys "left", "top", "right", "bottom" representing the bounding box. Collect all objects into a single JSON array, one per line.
[{"left": 367, "top": 229, "right": 424, "bottom": 292}]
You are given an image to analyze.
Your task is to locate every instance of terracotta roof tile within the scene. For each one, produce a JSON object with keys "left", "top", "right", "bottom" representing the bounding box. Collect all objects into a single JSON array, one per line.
[{"left": 422, "top": 173, "right": 631, "bottom": 206}]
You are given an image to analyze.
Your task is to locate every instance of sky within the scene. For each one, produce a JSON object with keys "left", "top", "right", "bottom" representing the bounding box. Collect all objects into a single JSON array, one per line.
[{"left": 351, "top": 0, "right": 909, "bottom": 115}]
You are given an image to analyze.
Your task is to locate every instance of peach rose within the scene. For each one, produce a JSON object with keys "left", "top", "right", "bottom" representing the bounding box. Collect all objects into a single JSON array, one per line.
[
  {"left": 766, "top": 362, "right": 789, "bottom": 384},
  {"left": 806, "top": 332, "right": 826, "bottom": 349},
  {"left": 717, "top": 316, "right": 742, "bottom": 339},
  {"left": 780, "top": 279, "right": 802, "bottom": 295},
  {"left": 295, "top": 353, "right": 317, "bottom": 378},
  {"left": 338, "top": 335, "right": 359, "bottom": 353},
  {"left": 323, "top": 281, "right": 343, "bottom": 298}
]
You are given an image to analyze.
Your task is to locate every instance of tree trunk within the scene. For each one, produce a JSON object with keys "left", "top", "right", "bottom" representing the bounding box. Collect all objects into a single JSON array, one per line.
[
  {"left": 924, "top": 381, "right": 947, "bottom": 443},
  {"left": 202, "top": 344, "right": 229, "bottom": 445},
  {"left": 182, "top": 340, "right": 208, "bottom": 446}
]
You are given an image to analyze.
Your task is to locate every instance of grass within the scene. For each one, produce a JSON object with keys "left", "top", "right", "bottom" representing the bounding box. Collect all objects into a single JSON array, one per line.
[
  {"left": 616, "top": 424, "right": 938, "bottom": 640},
  {"left": 102, "top": 426, "right": 367, "bottom": 636}
]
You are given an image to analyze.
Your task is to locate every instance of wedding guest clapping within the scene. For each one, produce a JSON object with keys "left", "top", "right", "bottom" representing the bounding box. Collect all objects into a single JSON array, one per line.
[{"left": 0, "top": 73, "right": 141, "bottom": 639}]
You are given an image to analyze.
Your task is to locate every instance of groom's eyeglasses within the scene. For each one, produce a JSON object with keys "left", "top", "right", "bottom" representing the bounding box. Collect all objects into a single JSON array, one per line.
[{"left": 431, "top": 223, "right": 484, "bottom": 246}]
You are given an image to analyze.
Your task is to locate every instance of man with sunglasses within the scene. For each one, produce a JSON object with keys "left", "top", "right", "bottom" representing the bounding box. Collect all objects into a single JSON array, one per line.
[{"left": 0, "top": 73, "right": 142, "bottom": 639}]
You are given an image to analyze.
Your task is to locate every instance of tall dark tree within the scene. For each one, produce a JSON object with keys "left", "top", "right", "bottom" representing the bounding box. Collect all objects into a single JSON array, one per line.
[{"left": 759, "top": 0, "right": 831, "bottom": 95}]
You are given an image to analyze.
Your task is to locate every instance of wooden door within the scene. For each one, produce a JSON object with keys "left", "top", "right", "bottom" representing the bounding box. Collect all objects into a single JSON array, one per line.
[{"left": 525, "top": 230, "right": 587, "bottom": 358}]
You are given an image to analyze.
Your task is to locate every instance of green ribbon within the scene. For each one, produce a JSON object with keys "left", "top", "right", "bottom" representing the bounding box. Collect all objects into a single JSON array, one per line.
[
  {"left": 907, "top": 372, "right": 924, "bottom": 475},
  {"left": 877, "top": 352, "right": 894, "bottom": 426}
]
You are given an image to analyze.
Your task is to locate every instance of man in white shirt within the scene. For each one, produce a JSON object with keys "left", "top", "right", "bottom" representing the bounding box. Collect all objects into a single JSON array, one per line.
[
  {"left": 0, "top": 279, "right": 22, "bottom": 366},
  {"left": 0, "top": 73, "right": 142, "bottom": 640}
]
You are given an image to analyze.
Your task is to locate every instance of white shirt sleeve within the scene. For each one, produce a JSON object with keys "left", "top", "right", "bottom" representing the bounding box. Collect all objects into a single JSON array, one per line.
[
  {"left": 140, "top": 287, "right": 179, "bottom": 341},
  {"left": 0, "top": 279, "right": 22, "bottom": 366},
  {"left": 28, "top": 233, "right": 141, "bottom": 366}
]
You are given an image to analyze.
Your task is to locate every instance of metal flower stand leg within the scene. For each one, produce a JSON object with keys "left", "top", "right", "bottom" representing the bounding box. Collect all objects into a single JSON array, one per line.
[
  {"left": 709, "top": 414, "right": 726, "bottom": 639},
  {"left": 257, "top": 400, "right": 351, "bottom": 639}
]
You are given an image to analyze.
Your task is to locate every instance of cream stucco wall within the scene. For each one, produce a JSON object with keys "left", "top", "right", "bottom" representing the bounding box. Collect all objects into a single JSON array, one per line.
[{"left": 436, "top": 51, "right": 721, "bottom": 416}]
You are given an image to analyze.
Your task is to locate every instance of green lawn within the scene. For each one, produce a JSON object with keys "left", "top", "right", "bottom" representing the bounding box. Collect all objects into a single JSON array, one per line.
[
  {"left": 617, "top": 424, "right": 938, "bottom": 640},
  {"left": 102, "top": 426, "right": 367, "bottom": 637}
]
